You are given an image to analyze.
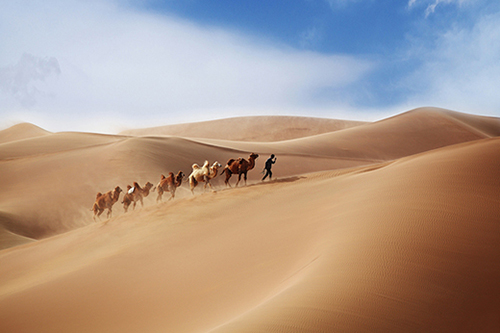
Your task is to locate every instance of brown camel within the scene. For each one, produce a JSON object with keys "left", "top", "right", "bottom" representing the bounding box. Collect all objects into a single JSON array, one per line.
[
  {"left": 122, "top": 181, "right": 154, "bottom": 212},
  {"left": 154, "top": 171, "right": 185, "bottom": 202},
  {"left": 188, "top": 161, "right": 222, "bottom": 194},
  {"left": 220, "top": 152, "right": 259, "bottom": 187},
  {"left": 91, "top": 186, "right": 122, "bottom": 221}
]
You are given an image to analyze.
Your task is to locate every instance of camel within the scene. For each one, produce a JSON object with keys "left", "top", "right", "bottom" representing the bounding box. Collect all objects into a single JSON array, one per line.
[
  {"left": 188, "top": 160, "right": 221, "bottom": 194},
  {"left": 91, "top": 186, "right": 122, "bottom": 221},
  {"left": 220, "top": 152, "right": 259, "bottom": 187},
  {"left": 122, "top": 181, "right": 154, "bottom": 212},
  {"left": 154, "top": 171, "right": 185, "bottom": 202}
]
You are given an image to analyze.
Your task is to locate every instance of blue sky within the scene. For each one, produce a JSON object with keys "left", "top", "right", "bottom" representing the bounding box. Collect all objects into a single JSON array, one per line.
[{"left": 1, "top": 0, "right": 499, "bottom": 133}]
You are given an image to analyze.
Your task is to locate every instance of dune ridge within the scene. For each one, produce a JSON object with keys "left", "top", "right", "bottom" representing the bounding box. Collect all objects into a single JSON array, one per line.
[
  {"left": 0, "top": 122, "right": 51, "bottom": 144},
  {"left": 0, "top": 107, "right": 499, "bottom": 332},
  {"left": 119, "top": 115, "right": 367, "bottom": 141}
]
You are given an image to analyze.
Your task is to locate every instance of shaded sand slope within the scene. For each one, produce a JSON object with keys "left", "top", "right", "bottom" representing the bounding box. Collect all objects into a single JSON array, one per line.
[
  {"left": 0, "top": 132, "right": 361, "bottom": 243},
  {"left": 196, "top": 107, "right": 500, "bottom": 162},
  {"left": 120, "top": 115, "right": 367, "bottom": 141},
  {"left": 0, "top": 108, "right": 499, "bottom": 247},
  {"left": 0, "top": 137, "right": 498, "bottom": 332}
]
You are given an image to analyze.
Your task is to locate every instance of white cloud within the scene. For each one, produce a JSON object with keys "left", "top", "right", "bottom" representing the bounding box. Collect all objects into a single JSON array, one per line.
[
  {"left": 403, "top": 10, "right": 500, "bottom": 115},
  {"left": 0, "top": 53, "right": 61, "bottom": 107},
  {"left": 0, "top": 0, "right": 373, "bottom": 132}
]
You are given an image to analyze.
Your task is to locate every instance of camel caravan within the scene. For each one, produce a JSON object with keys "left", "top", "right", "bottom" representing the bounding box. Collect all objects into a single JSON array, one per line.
[{"left": 90, "top": 153, "right": 260, "bottom": 221}]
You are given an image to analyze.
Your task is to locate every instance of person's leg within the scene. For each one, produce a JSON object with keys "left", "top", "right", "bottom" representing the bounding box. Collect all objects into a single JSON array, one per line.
[{"left": 262, "top": 169, "right": 270, "bottom": 180}]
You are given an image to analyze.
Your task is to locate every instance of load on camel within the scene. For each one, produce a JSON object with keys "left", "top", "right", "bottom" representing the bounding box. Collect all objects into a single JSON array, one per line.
[
  {"left": 91, "top": 186, "right": 122, "bottom": 221},
  {"left": 154, "top": 171, "right": 185, "bottom": 202},
  {"left": 221, "top": 152, "right": 259, "bottom": 187},
  {"left": 188, "top": 160, "right": 221, "bottom": 194},
  {"left": 122, "top": 181, "right": 154, "bottom": 212}
]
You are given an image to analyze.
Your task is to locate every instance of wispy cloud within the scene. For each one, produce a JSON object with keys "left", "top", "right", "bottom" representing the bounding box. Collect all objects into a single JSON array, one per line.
[
  {"left": 0, "top": 0, "right": 373, "bottom": 132},
  {"left": 324, "top": 0, "right": 363, "bottom": 9},
  {"left": 0, "top": 54, "right": 61, "bottom": 107},
  {"left": 408, "top": 0, "right": 473, "bottom": 17},
  {"left": 402, "top": 9, "right": 500, "bottom": 114}
]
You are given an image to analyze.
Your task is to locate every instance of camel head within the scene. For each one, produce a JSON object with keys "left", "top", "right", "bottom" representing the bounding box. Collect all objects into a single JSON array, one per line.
[
  {"left": 209, "top": 162, "right": 222, "bottom": 177},
  {"left": 211, "top": 161, "right": 222, "bottom": 170},
  {"left": 175, "top": 171, "right": 185, "bottom": 186},
  {"left": 114, "top": 186, "right": 123, "bottom": 193},
  {"left": 249, "top": 153, "right": 259, "bottom": 160},
  {"left": 145, "top": 182, "right": 154, "bottom": 190}
]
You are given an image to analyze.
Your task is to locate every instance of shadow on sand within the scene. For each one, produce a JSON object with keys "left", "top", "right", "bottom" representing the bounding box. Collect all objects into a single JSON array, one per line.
[{"left": 249, "top": 175, "right": 305, "bottom": 187}]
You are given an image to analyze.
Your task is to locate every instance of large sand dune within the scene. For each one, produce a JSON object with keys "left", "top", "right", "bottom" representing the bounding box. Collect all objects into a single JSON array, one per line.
[
  {"left": 0, "top": 107, "right": 499, "bottom": 332},
  {"left": 119, "top": 115, "right": 367, "bottom": 142}
]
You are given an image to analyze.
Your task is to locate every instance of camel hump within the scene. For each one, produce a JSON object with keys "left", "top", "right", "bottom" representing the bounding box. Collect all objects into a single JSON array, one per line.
[
  {"left": 192, "top": 163, "right": 200, "bottom": 170},
  {"left": 95, "top": 192, "right": 102, "bottom": 199},
  {"left": 226, "top": 158, "right": 236, "bottom": 166}
]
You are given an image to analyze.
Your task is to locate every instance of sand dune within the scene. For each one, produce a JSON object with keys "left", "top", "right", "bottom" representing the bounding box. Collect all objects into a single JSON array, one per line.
[
  {"left": 120, "top": 115, "right": 367, "bottom": 141},
  {"left": 0, "top": 108, "right": 499, "bottom": 332},
  {"left": 0, "top": 122, "right": 51, "bottom": 144}
]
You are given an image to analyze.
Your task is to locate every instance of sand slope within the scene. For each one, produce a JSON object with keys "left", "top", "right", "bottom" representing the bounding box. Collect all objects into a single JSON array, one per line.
[
  {"left": 119, "top": 115, "right": 367, "bottom": 141},
  {"left": 0, "top": 122, "right": 51, "bottom": 144},
  {"left": 1, "top": 107, "right": 496, "bottom": 243},
  {"left": 0, "top": 108, "right": 499, "bottom": 332}
]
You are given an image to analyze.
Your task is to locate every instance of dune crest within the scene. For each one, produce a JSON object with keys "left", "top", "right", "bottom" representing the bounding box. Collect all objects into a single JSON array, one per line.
[
  {"left": 119, "top": 115, "right": 367, "bottom": 141},
  {"left": 0, "top": 123, "right": 51, "bottom": 144}
]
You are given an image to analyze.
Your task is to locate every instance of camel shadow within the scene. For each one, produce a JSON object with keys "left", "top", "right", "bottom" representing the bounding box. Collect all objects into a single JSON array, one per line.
[{"left": 249, "top": 175, "right": 305, "bottom": 187}]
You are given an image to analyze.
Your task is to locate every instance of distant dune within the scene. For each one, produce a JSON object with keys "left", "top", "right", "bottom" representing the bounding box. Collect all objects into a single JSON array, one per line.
[
  {"left": 119, "top": 115, "right": 367, "bottom": 141},
  {"left": 0, "top": 107, "right": 499, "bottom": 332},
  {"left": 0, "top": 122, "right": 51, "bottom": 144}
]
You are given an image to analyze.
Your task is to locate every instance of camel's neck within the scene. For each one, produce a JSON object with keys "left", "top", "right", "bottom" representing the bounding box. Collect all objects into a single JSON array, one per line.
[
  {"left": 248, "top": 157, "right": 256, "bottom": 170},
  {"left": 112, "top": 190, "right": 120, "bottom": 202},
  {"left": 210, "top": 167, "right": 219, "bottom": 178}
]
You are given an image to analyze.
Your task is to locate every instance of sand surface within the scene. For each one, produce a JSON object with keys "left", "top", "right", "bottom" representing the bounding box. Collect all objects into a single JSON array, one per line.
[{"left": 0, "top": 107, "right": 499, "bottom": 332}]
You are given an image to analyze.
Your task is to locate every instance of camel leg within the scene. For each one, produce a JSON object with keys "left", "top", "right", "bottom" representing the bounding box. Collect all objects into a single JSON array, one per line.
[
  {"left": 157, "top": 187, "right": 163, "bottom": 202},
  {"left": 168, "top": 188, "right": 175, "bottom": 201},
  {"left": 190, "top": 177, "right": 197, "bottom": 195},
  {"left": 203, "top": 175, "right": 209, "bottom": 192},
  {"left": 235, "top": 173, "right": 242, "bottom": 187},
  {"left": 224, "top": 172, "right": 232, "bottom": 187},
  {"left": 97, "top": 208, "right": 104, "bottom": 219}
]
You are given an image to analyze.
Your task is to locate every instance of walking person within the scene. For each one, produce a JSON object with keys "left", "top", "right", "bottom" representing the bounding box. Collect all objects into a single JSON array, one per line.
[{"left": 262, "top": 154, "right": 277, "bottom": 181}]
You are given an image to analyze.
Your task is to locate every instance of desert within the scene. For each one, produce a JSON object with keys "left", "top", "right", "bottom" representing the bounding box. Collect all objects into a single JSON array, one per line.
[{"left": 0, "top": 107, "right": 499, "bottom": 332}]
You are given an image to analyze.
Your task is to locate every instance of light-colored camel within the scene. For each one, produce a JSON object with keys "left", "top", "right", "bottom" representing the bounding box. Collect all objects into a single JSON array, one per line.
[
  {"left": 91, "top": 186, "right": 122, "bottom": 221},
  {"left": 221, "top": 152, "right": 259, "bottom": 187},
  {"left": 188, "top": 160, "right": 221, "bottom": 194},
  {"left": 122, "top": 181, "right": 154, "bottom": 212},
  {"left": 154, "top": 171, "right": 185, "bottom": 202}
]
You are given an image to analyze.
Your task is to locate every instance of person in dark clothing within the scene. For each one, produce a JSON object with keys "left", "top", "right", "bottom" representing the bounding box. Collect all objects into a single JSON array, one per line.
[{"left": 262, "top": 154, "right": 277, "bottom": 181}]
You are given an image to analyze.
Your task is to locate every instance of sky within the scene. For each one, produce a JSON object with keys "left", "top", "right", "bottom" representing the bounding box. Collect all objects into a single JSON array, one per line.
[{"left": 1, "top": 0, "right": 500, "bottom": 133}]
